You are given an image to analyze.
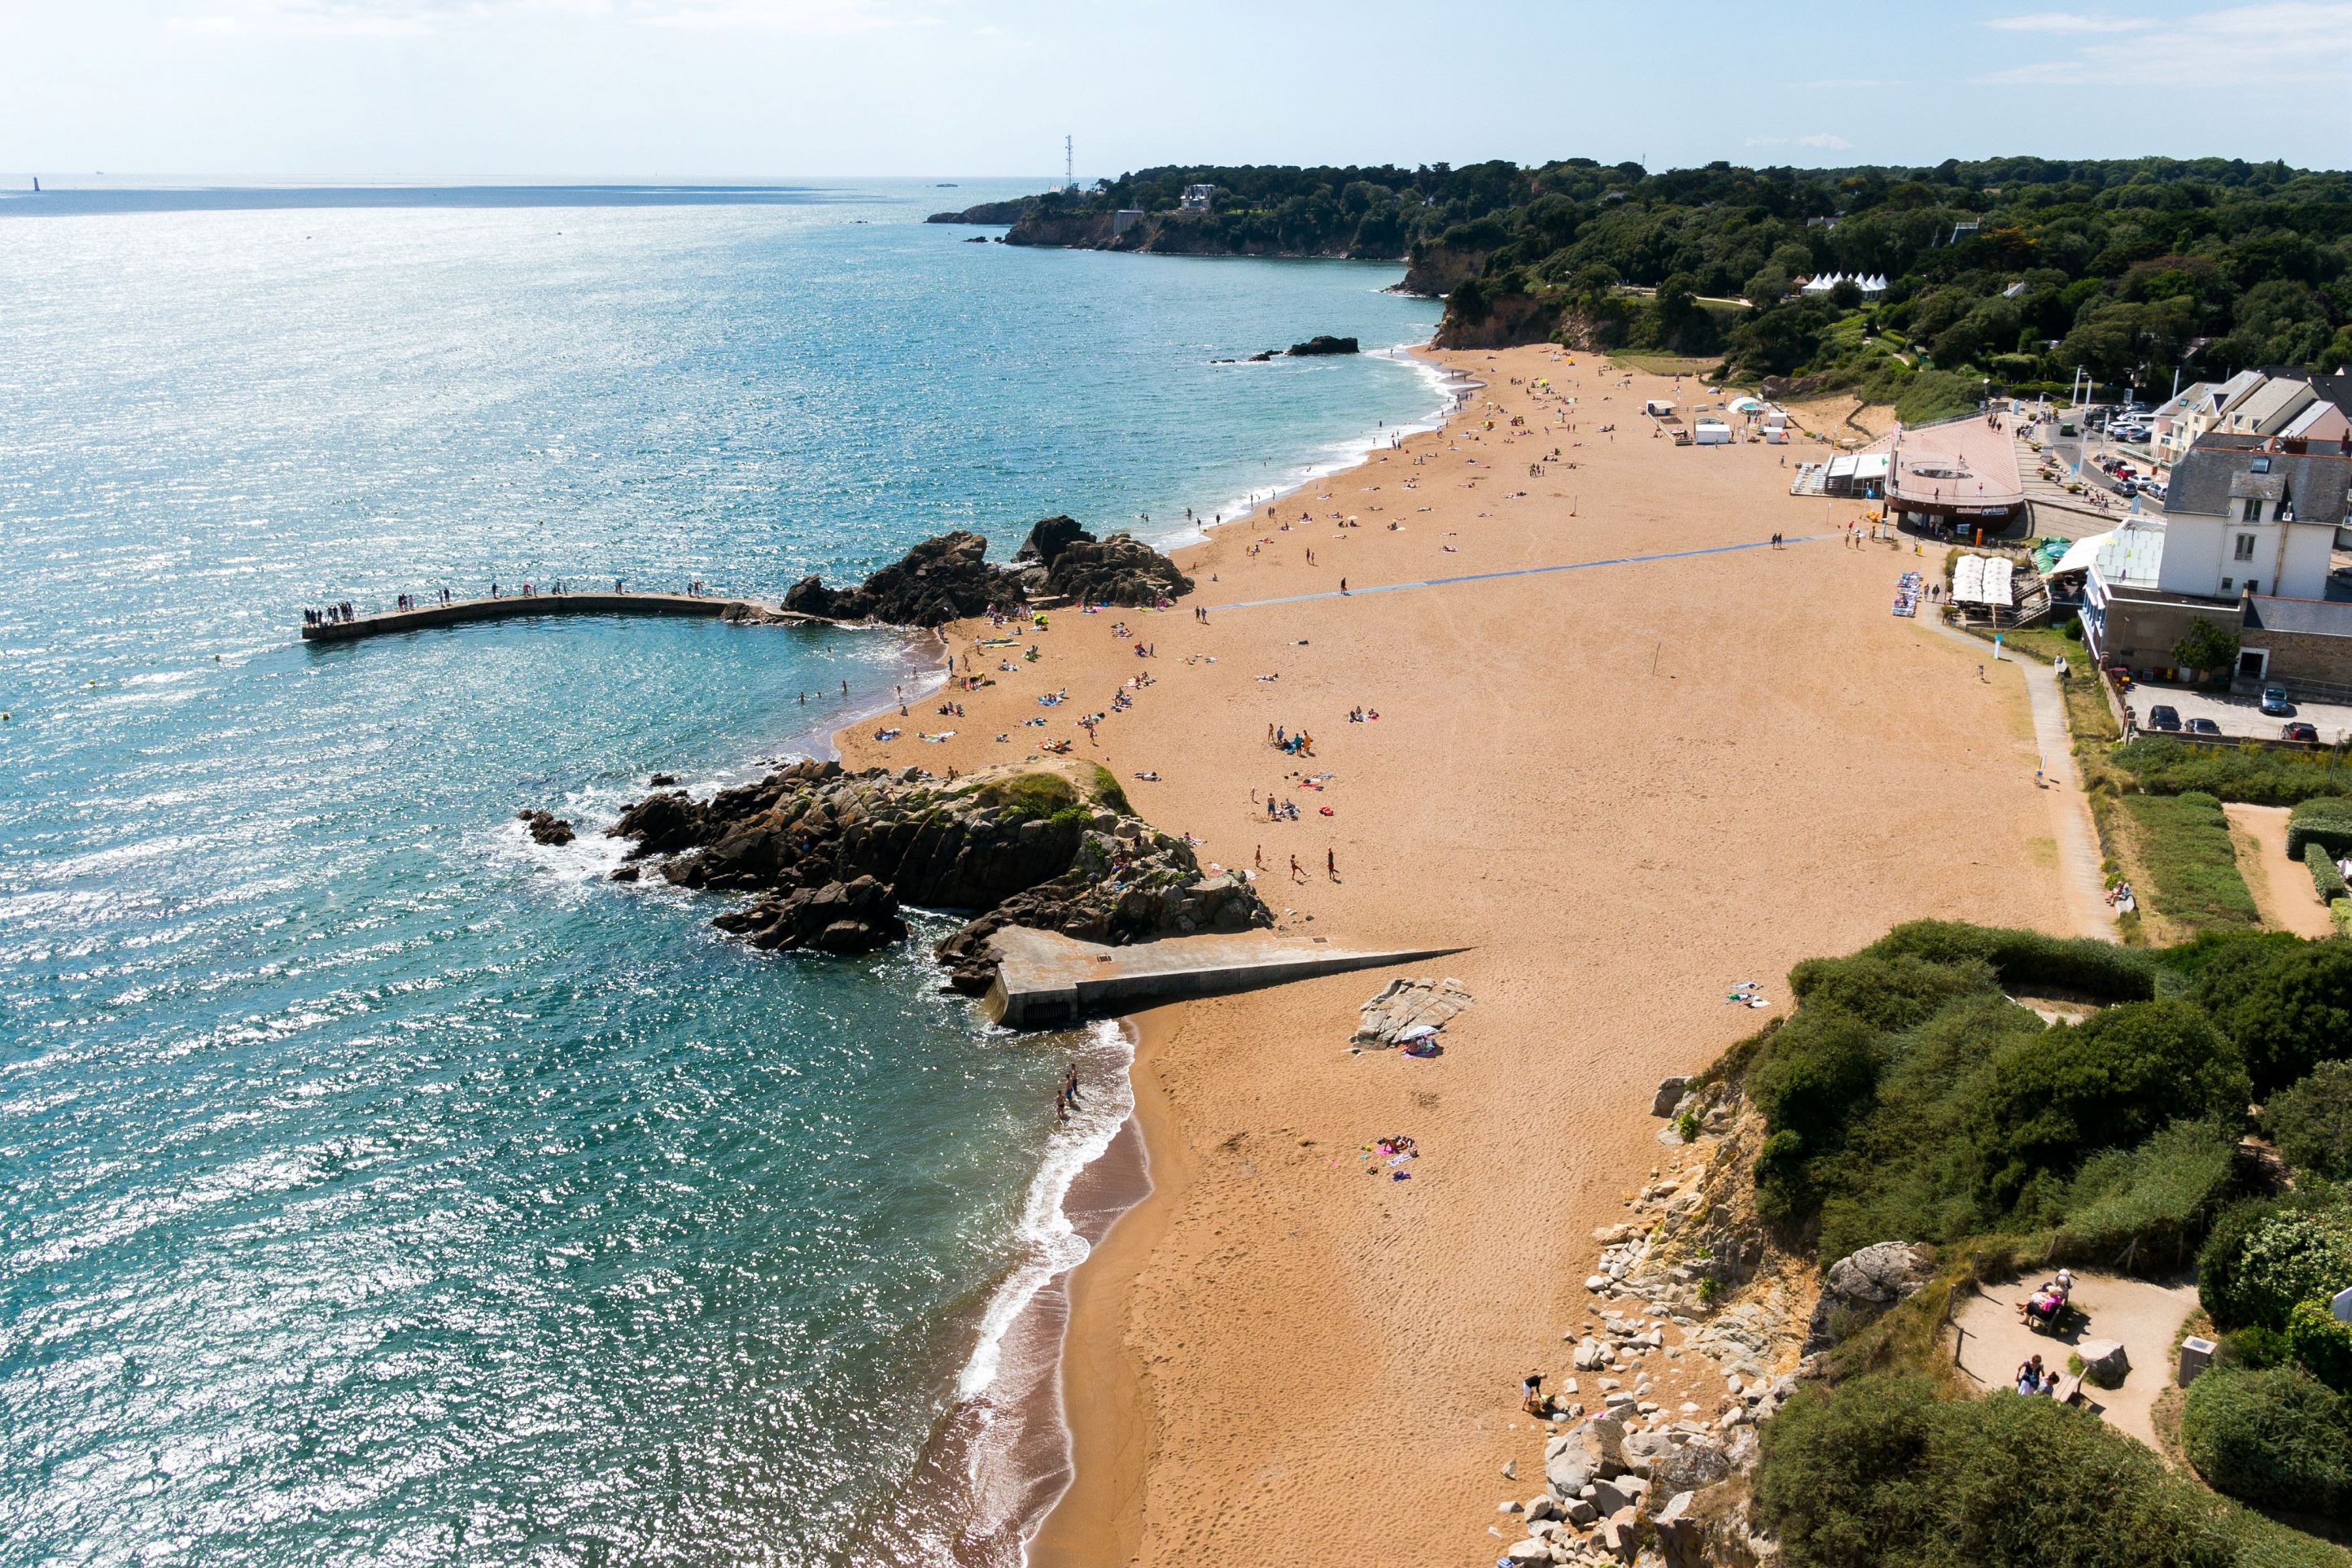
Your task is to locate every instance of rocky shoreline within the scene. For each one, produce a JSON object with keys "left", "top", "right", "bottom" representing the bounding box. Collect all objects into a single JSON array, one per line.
[{"left": 605, "top": 758, "right": 1271, "bottom": 992}]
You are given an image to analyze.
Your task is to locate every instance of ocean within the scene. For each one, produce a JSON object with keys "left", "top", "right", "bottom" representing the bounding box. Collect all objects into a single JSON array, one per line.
[{"left": 0, "top": 179, "right": 1442, "bottom": 1566}]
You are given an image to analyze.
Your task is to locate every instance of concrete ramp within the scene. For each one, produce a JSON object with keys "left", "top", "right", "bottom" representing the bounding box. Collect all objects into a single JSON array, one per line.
[{"left": 981, "top": 925, "right": 1469, "bottom": 1029}]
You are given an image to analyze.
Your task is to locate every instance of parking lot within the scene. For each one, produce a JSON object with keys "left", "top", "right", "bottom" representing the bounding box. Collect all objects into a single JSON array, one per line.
[{"left": 2123, "top": 683, "right": 2352, "bottom": 746}]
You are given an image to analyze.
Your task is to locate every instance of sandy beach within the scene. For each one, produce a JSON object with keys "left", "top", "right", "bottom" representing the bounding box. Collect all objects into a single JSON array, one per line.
[{"left": 836, "top": 343, "right": 2076, "bottom": 1565}]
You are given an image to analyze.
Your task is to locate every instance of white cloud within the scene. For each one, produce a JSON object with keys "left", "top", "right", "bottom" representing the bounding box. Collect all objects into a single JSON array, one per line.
[
  {"left": 1984, "top": 11, "right": 2153, "bottom": 31},
  {"left": 1978, "top": 1, "right": 2352, "bottom": 85}
]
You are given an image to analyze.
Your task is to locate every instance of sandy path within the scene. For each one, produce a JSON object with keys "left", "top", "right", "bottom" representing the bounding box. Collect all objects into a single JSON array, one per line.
[
  {"left": 1924, "top": 617, "right": 2115, "bottom": 941},
  {"left": 2227, "top": 803, "right": 2339, "bottom": 937},
  {"left": 837, "top": 346, "right": 2074, "bottom": 1566}
]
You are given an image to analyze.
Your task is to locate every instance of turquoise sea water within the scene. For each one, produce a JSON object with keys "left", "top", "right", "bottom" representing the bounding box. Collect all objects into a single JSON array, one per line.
[{"left": 0, "top": 181, "right": 1440, "bottom": 1565}]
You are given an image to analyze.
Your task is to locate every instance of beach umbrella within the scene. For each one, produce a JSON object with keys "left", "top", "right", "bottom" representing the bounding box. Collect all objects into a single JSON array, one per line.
[
  {"left": 1729, "top": 395, "right": 1764, "bottom": 413},
  {"left": 1395, "top": 1023, "right": 1440, "bottom": 1042}
]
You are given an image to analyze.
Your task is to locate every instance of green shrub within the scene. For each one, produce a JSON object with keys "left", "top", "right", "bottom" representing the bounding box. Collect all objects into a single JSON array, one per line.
[
  {"left": 2055, "top": 1120, "right": 2240, "bottom": 1270},
  {"left": 1964, "top": 999, "right": 2249, "bottom": 1210},
  {"left": 2201, "top": 1203, "right": 2352, "bottom": 1332},
  {"left": 2287, "top": 798, "right": 2352, "bottom": 860},
  {"left": 1860, "top": 919, "right": 2155, "bottom": 1000},
  {"left": 2310, "top": 843, "right": 2350, "bottom": 905},
  {"left": 2122, "top": 791, "right": 2262, "bottom": 934},
  {"left": 2286, "top": 1299, "right": 2352, "bottom": 1395},
  {"left": 1787, "top": 952, "right": 1996, "bottom": 1032},
  {"left": 2180, "top": 1364, "right": 2352, "bottom": 1519},
  {"left": 2194, "top": 940, "right": 2352, "bottom": 1094},
  {"left": 1754, "top": 1127, "right": 1812, "bottom": 1221},
  {"left": 1758, "top": 1373, "right": 2334, "bottom": 1567},
  {"left": 2267, "top": 1061, "right": 2352, "bottom": 1181},
  {"left": 2113, "top": 740, "right": 2352, "bottom": 809},
  {"left": 973, "top": 771, "right": 1078, "bottom": 819},
  {"left": 1087, "top": 764, "right": 1132, "bottom": 815},
  {"left": 1750, "top": 1007, "right": 1884, "bottom": 1152}
]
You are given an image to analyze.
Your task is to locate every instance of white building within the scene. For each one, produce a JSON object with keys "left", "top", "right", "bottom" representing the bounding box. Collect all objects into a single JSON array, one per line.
[
  {"left": 1179, "top": 184, "right": 1216, "bottom": 212},
  {"left": 2158, "top": 436, "right": 2348, "bottom": 601}
]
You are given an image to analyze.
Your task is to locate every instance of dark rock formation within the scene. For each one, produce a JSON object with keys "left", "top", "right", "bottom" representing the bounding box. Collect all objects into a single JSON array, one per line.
[
  {"left": 1044, "top": 532, "right": 1192, "bottom": 608},
  {"left": 1246, "top": 349, "right": 1277, "bottom": 362},
  {"left": 1397, "top": 238, "right": 1487, "bottom": 298},
  {"left": 1013, "top": 514, "right": 1092, "bottom": 570},
  {"left": 782, "top": 531, "right": 1026, "bottom": 627},
  {"left": 1287, "top": 335, "right": 1359, "bottom": 356},
  {"left": 1433, "top": 288, "right": 1564, "bottom": 350},
  {"left": 648, "top": 773, "right": 679, "bottom": 787},
  {"left": 606, "top": 759, "right": 1270, "bottom": 985},
  {"left": 517, "top": 810, "right": 575, "bottom": 846}
]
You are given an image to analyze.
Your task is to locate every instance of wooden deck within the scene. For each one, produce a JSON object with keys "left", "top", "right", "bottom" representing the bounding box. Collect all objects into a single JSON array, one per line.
[{"left": 299, "top": 590, "right": 820, "bottom": 642}]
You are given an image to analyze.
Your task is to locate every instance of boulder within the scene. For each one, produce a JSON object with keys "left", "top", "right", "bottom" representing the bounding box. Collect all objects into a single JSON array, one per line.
[
  {"left": 1286, "top": 334, "right": 1359, "bottom": 356},
  {"left": 1651, "top": 1077, "right": 1690, "bottom": 1117},
  {"left": 517, "top": 809, "right": 575, "bottom": 846},
  {"left": 1353, "top": 976, "right": 1474, "bottom": 1046},
  {"left": 2079, "top": 1338, "right": 2130, "bottom": 1388},
  {"left": 1649, "top": 1434, "right": 1733, "bottom": 1493},
  {"left": 1803, "top": 1241, "right": 1937, "bottom": 1352},
  {"left": 1597, "top": 1505, "right": 1645, "bottom": 1562},
  {"left": 1501, "top": 1540, "right": 1553, "bottom": 1566},
  {"left": 1651, "top": 1491, "right": 1703, "bottom": 1568}
]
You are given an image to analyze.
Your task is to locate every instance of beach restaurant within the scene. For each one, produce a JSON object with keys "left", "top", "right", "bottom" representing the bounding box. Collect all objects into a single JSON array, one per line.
[{"left": 1886, "top": 416, "right": 2027, "bottom": 536}]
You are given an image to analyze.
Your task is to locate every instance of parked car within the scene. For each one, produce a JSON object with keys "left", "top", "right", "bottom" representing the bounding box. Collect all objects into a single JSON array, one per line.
[
  {"left": 2283, "top": 722, "right": 2320, "bottom": 743},
  {"left": 2186, "top": 717, "right": 2223, "bottom": 736},
  {"left": 2146, "top": 705, "right": 2183, "bottom": 732},
  {"left": 2261, "top": 684, "right": 2295, "bottom": 716}
]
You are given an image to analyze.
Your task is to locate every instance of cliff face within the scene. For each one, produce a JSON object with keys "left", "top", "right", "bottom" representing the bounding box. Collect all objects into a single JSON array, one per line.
[
  {"left": 999, "top": 208, "right": 1401, "bottom": 260},
  {"left": 1432, "top": 290, "right": 1563, "bottom": 350},
  {"left": 1398, "top": 239, "right": 1486, "bottom": 298}
]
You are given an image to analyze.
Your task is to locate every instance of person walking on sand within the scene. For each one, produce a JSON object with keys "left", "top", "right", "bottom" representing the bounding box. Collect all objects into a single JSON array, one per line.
[
  {"left": 1340, "top": 577, "right": 1348, "bottom": 595},
  {"left": 1290, "top": 854, "right": 1305, "bottom": 883},
  {"left": 1327, "top": 847, "right": 1338, "bottom": 879},
  {"left": 1523, "top": 1372, "right": 1545, "bottom": 1416}
]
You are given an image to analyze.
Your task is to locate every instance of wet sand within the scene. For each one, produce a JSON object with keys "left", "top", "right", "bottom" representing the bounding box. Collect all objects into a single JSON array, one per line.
[{"left": 837, "top": 343, "right": 2074, "bottom": 1565}]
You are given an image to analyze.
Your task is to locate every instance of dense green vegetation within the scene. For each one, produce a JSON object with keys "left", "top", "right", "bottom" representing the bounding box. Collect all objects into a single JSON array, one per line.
[
  {"left": 1008, "top": 159, "right": 1548, "bottom": 260},
  {"left": 2108, "top": 739, "right": 2352, "bottom": 810},
  {"left": 1758, "top": 1374, "right": 2345, "bottom": 1568},
  {"left": 1733, "top": 922, "right": 2352, "bottom": 1553},
  {"left": 2122, "top": 792, "right": 2262, "bottom": 935}
]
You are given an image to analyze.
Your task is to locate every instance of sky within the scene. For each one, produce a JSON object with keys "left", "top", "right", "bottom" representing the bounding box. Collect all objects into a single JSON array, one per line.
[{"left": 5, "top": 0, "right": 2349, "bottom": 181}]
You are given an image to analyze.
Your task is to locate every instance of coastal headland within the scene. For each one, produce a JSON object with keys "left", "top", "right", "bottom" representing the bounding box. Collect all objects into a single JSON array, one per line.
[{"left": 828, "top": 343, "right": 2079, "bottom": 1564}]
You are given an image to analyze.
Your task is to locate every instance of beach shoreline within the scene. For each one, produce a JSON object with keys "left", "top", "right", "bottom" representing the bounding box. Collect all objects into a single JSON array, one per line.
[{"left": 835, "top": 340, "right": 2075, "bottom": 1565}]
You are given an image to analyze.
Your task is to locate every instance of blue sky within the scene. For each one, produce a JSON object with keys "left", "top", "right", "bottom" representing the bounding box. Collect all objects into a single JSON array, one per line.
[{"left": 7, "top": 0, "right": 2348, "bottom": 180}]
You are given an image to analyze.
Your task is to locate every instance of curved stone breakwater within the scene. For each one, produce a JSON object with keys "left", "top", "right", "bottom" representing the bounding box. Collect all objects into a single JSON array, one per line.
[{"left": 607, "top": 758, "right": 1270, "bottom": 991}]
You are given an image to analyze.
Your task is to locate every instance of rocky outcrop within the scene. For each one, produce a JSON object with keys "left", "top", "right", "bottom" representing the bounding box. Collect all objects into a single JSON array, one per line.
[
  {"left": 785, "top": 523, "right": 1191, "bottom": 627},
  {"left": 1802, "top": 1242, "right": 1937, "bottom": 1354},
  {"left": 783, "top": 531, "right": 1026, "bottom": 627},
  {"left": 927, "top": 199, "right": 1030, "bottom": 225},
  {"left": 1287, "top": 335, "right": 1359, "bottom": 356},
  {"left": 517, "top": 810, "right": 575, "bottom": 845},
  {"left": 607, "top": 759, "right": 1270, "bottom": 988},
  {"left": 1043, "top": 532, "right": 1193, "bottom": 607},
  {"left": 710, "top": 874, "right": 907, "bottom": 954}
]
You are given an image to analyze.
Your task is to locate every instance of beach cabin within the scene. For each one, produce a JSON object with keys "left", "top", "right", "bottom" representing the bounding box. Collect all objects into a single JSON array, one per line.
[
  {"left": 1642, "top": 399, "right": 1675, "bottom": 418},
  {"left": 1761, "top": 406, "right": 1790, "bottom": 443},
  {"left": 1694, "top": 420, "right": 1733, "bottom": 446}
]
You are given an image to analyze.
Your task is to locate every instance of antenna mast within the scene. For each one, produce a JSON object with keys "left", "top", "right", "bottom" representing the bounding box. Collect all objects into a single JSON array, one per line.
[{"left": 1065, "top": 135, "right": 1074, "bottom": 190}]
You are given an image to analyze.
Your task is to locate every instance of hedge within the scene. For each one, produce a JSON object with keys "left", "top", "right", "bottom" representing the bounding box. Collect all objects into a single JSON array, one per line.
[
  {"left": 2310, "top": 843, "right": 2350, "bottom": 906},
  {"left": 2287, "top": 1299, "right": 2352, "bottom": 1395},
  {"left": 2199, "top": 1202, "right": 2352, "bottom": 1332},
  {"left": 2286, "top": 798, "right": 2352, "bottom": 860},
  {"left": 2182, "top": 1364, "right": 2352, "bottom": 1522},
  {"left": 1860, "top": 919, "right": 2156, "bottom": 1001},
  {"left": 2265, "top": 1061, "right": 2352, "bottom": 1182}
]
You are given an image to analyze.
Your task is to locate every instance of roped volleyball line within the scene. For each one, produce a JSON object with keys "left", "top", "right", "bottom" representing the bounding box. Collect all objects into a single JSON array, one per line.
[{"left": 1200, "top": 533, "right": 1837, "bottom": 612}]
